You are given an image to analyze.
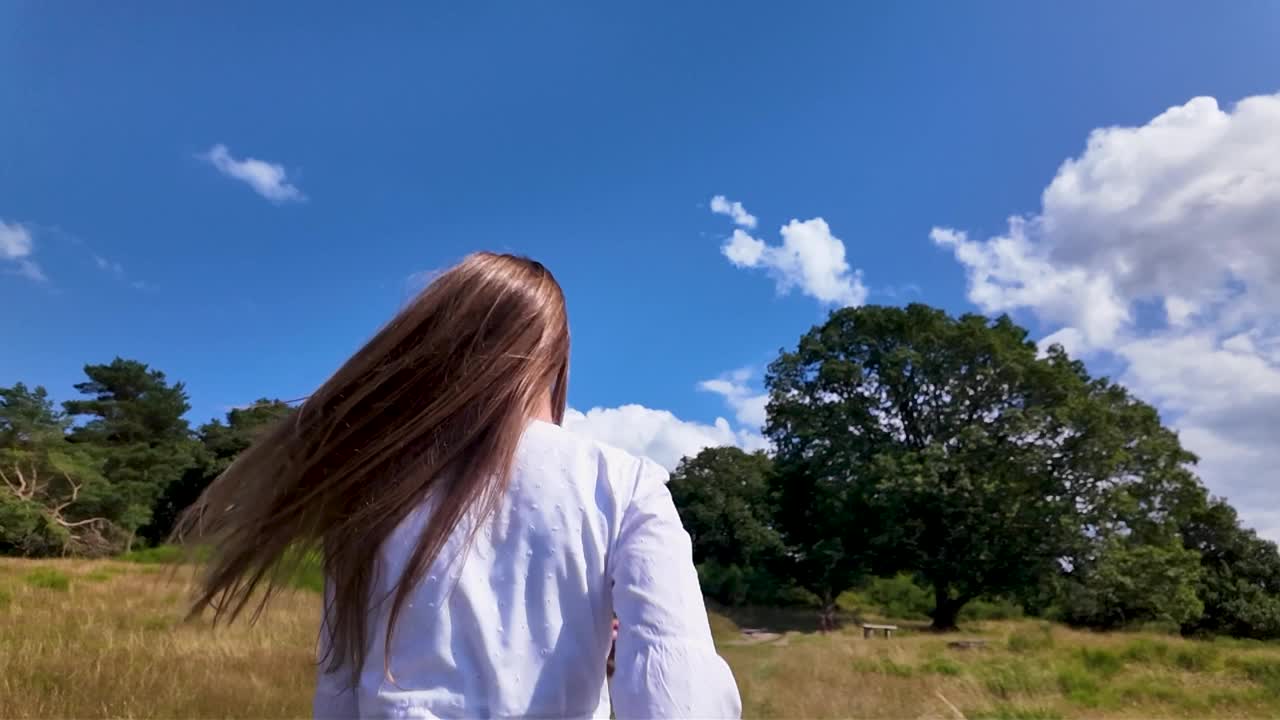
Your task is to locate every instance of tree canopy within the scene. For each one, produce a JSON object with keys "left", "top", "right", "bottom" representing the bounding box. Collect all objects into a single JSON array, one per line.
[{"left": 766, "top": 304, "right": 1210, "bottom": 629}]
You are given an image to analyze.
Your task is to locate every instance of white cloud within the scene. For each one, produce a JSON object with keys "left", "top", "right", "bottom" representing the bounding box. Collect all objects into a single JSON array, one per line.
[
  {"left": 721, "top": 218, "right": 868, "bottom": 307},
  {"left": 0, "top": 220, "right": 46, "bottom": 282},
  {"left": 698, "top": 367, "right": 768, "bottom": 428},
  {"left": 202, "top": 144, "right": 305, "bottom": 203},
  {"left": 934, "top": 93, "right": 1280, "bottom": 539},
  {"left": 710, "top": 195, "right": 758, "bottom": 229},
  {"left": 563, "top": 404, "right": 765, "bottom": 471},
  {"left": 94, "top": 255, "right": 124, "bottom": 276}
]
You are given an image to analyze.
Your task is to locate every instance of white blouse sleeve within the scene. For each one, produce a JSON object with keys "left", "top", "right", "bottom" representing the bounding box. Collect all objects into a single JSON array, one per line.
[
  {"left": 313, "top": 581, "right": 360, "bottom": 720},
  {"left": 609, "top": 457, "right": 743, "bottom": 720}
]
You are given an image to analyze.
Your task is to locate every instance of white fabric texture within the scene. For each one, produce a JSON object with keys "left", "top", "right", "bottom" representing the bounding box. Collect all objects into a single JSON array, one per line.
[{"left": 313, "top": 419, "right": 741, "bottom": 719}]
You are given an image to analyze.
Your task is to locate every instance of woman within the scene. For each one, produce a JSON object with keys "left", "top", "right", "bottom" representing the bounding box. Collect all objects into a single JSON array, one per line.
[{"left": 177, "top": 252, "right": 741, "bottom": 719}]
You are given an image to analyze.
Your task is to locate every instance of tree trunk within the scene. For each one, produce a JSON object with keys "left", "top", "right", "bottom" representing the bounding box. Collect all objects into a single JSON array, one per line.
[
  {"left": 930, "top": 583, "right": 963, "bottom": 631},
  {"left": 818, "top": 590, "right": 837, "bottom": 633}
]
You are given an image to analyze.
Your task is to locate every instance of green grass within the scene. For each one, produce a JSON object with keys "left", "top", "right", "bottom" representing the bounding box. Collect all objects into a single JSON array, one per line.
[
  {"left": 1008, "top": 623, "right": 1055, "bottom": 653},
  {"left": 979, "top": 659, "right": 1054, "bottom": 699},
  {"left": 1121, "top": 637, "right": 1171, "bottom": 662},
  {"left": 1171, "top": 643, "right": 1221, "bottom": 672},
  {"left": 1055, "top": 665, "right": 1102, "bottom": 707},
  {"left": 24, "top": 568, "right": 71, "bottom": 592},
  {"left": 119, "top": 545, "right": 187, "bottom": 564},
  {"left": 119, "top": 545, "right": 323, "bottom": 592},
  {"left": 0, "top": 586, "right": 11, "bottom": 609},
  {"left": 1228, "top": 655, "right": 1280, "bottom": 692},
  {"left": 1078, "top": 647, "right": 1124, "bottom": 677},
  {"left": 920, "top": 656, "right": 964, "bottom": 675}
]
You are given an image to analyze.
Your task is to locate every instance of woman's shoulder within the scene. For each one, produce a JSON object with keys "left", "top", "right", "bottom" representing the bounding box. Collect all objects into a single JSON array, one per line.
[{"left": 520, "top": 420, "right": 668, "bottom": 489}]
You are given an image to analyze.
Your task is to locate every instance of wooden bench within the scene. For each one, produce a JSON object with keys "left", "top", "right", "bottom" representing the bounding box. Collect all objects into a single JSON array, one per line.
[{"left": 862, "top": 623, "right": 898, "bottom": 639}]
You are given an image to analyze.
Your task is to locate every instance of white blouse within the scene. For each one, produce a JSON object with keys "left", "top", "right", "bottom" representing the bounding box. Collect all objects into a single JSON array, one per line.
[{"left": 314, "top": 419, "right": 742, "bottom": 719}]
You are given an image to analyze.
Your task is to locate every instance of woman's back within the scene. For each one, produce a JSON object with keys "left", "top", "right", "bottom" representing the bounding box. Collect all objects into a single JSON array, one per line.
[{"left": 315, "top": 420, "right": 741, "bottom": 719}]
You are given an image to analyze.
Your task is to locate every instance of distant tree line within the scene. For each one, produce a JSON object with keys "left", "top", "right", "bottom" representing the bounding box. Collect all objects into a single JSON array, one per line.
[
  {"left": 0, "top": 358, "right": 290, "bottom": 556},
  {"left": 669, "top": 304, "right": 1280, "bottom": 640},
  {"left": 3, "top": 304, "right": 1278, "bottom": 641}
]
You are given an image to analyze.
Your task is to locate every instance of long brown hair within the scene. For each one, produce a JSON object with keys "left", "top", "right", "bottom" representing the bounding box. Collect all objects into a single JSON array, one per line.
[{"left": 175, "top": 251, "right": 569, "bottom": 682}]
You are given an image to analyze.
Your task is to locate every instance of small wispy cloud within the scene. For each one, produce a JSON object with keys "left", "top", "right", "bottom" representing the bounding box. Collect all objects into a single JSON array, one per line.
[
  {"left": 94, "top": 254, "right": 124, "bottom": 276},
  {"left": 201, "top": 144, "right": 305, "bottom": 204},
  {"left": 698, "top": 367, "right": 769, "bottom": 428},
  {"left": 710, "top": 195, "right": 758, "bottom": 229},
  {"left": 1, "top": 219, "right": 47, "bottom": 282}
]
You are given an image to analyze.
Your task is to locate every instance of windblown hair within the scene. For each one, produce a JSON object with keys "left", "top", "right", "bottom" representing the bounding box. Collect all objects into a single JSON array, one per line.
[{"left": 174, "top": 252, "right": 569, "bottom": 682}]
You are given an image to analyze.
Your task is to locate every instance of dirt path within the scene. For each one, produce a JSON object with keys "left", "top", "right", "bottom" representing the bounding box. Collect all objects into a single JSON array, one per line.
[{"left": 725, "top": 627, "right": 790, "bottom": 646}]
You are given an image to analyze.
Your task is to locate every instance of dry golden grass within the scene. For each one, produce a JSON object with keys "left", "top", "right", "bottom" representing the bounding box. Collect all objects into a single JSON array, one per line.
[
  {"left": 3, "top": 557, "right": 1280, "bottom": 719},
  {"left": 0, "top": 558, "right": 315, "bottom": 719}
]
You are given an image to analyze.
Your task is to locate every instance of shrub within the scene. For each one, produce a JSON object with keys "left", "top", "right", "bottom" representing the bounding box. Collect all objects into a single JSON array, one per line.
[
  {"left": 1130, "top": 619, "right": 1181, "bottom": 636},
  {"left": 1058, "top": 539, "right": 1204, "bottom": 630},
  {"left": 24, "top": 568, "right": 70, "bottom": 591},
  {"left": 857, "top": 573, "right": 934, "bottom": 620},
  {"left": 696, "top": 560, "right": 802, "bottom": 607},
  {"left": 120, "top": 545, "right": 185, "bottom": 564},
  {"left": 963, "top": 597, "right": 1025, "bottom": 621}
]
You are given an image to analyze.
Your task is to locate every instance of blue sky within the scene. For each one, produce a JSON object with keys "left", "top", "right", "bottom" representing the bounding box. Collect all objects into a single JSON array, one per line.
[{"left": 4, "top": 3, "right": 1280, "bottom": 534}]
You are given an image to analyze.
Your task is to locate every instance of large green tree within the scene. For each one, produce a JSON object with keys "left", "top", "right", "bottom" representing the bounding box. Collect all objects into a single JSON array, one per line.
[
  {"left": 1057, "top": 537, "right": 1205, "bottom": 629},
  {"left": 142, "top": 398, "right": 293, "bottom": 545},
  {"left": 669, "top": 447, "right": 787, "bottom": 605},
  {"left": 766, "top": 304, "right": 1200, "bottom": 630},
  {"left": 0, "top": 383, "right": 113, "bottom": 555},
  {"left": 63, "top": 358, "right": 196, "bottom": 550},
  {"left": 669, "top": 447, "right": 782, "bottom": 568},
  {"left": 1178, "top": 495, "right": 1280, "bottom": 639}
]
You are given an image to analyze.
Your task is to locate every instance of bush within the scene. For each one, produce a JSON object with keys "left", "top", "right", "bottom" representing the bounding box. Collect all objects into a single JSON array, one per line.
[
  {"left": 963, "top": 597, "right": 1025, "bottom": 621},
  {"left": 856, "top": 574, "right": 934, "bottom": 620},
  {"left": 120, "top": 545, "right": 186, "bottom": 564},
  {"left": 24, "top": 568, "right": 70, "bottom": 591},
  {"left": 1058, "top": 539, "right": 1204, "bottom": 630},
  {"left": 696, "top": 560, "right": 806, "bottom": 607},
  {"left": 1129, "top": 619, "right": 1182, "bottom": 636}
]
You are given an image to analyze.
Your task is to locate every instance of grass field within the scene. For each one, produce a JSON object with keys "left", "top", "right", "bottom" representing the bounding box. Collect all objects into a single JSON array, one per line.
[{"left": 3, "top": 557, "right": 1280, "bottom": 719}]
